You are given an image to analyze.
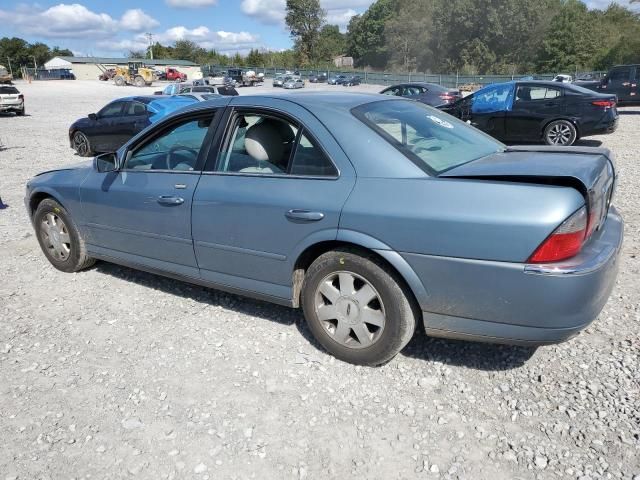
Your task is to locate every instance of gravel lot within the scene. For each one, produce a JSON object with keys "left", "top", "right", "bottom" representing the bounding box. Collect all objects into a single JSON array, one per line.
[{"left": 0, "top": 80, "right": 638, "bottom": 480}]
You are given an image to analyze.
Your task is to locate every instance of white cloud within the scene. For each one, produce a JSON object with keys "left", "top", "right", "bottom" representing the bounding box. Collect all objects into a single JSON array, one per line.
[
  {"left": 0, "top": 3, "right": 159, "bottom": 39},
  {"left": 241, "top": 0, "right": 286, "bottom": 25},
  {"left": 99, "top": 26, "right": 262, "bottom": 55},
  {"left": 0, "top": 3, "right": 118, "bottom": 38},
  {"left": 326, "top": 8, "right": 358, "bottom": 28},
  {"left": 165, "top": 0, "right": 218, "bottom": 7},
  {"left": 120, "top": 9, "right": 160, "bottom": 32},
  {"left": 584, "top": 0, "right": 640, "bottom": 9},
  {"left": 241, "top": 0, "right": 370, "bottom": 29}
]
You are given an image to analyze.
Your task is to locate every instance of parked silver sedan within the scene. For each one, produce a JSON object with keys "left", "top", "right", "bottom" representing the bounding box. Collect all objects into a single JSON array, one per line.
[{"left": 283, "top": 77, "right": 305, "bottom": 89}]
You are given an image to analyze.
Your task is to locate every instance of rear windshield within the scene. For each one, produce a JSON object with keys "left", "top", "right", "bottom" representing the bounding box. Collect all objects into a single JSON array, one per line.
[
  {"left": 0, "top": 86, "right": 19, "bottom": 94},
  {"left": 352, "top": 100, "right": 505, "bottom": 175}
]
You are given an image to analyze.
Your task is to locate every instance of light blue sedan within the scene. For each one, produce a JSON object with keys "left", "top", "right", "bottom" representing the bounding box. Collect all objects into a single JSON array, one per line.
[{"left": 25, "top": 93, "right": 623, "bottom": 365}]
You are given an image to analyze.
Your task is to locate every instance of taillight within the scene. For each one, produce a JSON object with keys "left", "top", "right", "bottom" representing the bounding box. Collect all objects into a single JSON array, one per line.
[
  {"left": 528, "top": 206, "right": 588, "bottom": 263},
  {"left": 592, "top": 99, "right": 615, "bottom": 109},
  {"left": 18, "top": 94, "right": 24, "bottom": 100}
]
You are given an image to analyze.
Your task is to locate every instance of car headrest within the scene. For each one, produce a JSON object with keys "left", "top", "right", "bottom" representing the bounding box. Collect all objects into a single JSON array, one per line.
[
  {"left": 245, "top": 120, "right": 284, "bottom": 163},
  {"left": 133, "top": 104, "right": 145, "bottom": 115}
]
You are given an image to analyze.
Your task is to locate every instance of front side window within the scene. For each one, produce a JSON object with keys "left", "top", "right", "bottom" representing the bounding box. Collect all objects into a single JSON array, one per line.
[
  {"left": 123, "top": 101, "right": 147, "bottom": 116},
  {"left": 125, "top": 115, "right": 213, "bottom": 171},
  {"left": 353, "top": 100, "right": 505, "bottom": 175},
  {"left": 98, "top": 101, "right": 125, "bottom": 118},
  {"left": 216, "top": 113, "right": 336, "bottom": 177},
  {"left": 382, "top": 87, "right": 401, "bottom": 96},
  {"left": 471, "top": 83, "right": 514, "bottom": 113}
]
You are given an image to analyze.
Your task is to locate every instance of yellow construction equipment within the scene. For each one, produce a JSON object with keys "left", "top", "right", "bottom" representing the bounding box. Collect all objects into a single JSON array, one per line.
[{"left": 113, "top": 62, "right": 154, "bottom": 87}]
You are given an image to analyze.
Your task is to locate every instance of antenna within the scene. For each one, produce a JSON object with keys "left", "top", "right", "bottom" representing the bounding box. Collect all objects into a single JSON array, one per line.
[{"left": 145, "top": 33, "right": 154, "bottom": 60}]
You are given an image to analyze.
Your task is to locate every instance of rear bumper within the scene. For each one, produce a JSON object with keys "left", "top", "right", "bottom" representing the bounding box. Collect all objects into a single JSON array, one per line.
[
  {"left": 0, "top": 102, "right": 22, "bottom": 111},
  {"left": 403, "top": 207, "right": 623, "bottom": 345},
  {"left": 583, "top": 114, "right": 618, "bottom": 136}
]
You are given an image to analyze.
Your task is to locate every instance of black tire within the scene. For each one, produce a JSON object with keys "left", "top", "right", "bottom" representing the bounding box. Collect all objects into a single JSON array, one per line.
[
  {"left": 114, "top": 76, "right": 125, "bottom": 87},
  {"left": 301, "top": 248, "right": 417, "bottom": 366},
  {"left": 34, "top": 198, "right": 95, "bottom": 273},
  {"left": 544, "top": 119, "right": 577, "bottom": 146},
  {"left": 72, "top": 131, "right": 93, "bottom": 157},
  {"left": 16, "top": 107, "right": 25, "bottom": 116}
]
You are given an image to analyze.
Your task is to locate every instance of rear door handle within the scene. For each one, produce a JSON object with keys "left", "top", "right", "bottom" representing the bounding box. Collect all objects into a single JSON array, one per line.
[
  {"left": 285, "top": 209, "right": 324, "bottom": 222},
  {"left": 157, "top": 195, "right": 184, "bottom": 206}
]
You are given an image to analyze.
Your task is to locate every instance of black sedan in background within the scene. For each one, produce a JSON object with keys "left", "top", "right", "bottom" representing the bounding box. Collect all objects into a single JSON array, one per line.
[
  {"left": 343, "top": 75, "right": 361, "bottom": 86},
  {"left": 309, "top": 73, "right": 328, "bottom": 83},
  {"left": 69, "top": 96, "right": 197, "bottom": 156},
  {"left": 441, "top": 81, "right": 618, "bottom": 146},
  {"left": 380, "top": 82, "right": 462, "bottom": 107}
]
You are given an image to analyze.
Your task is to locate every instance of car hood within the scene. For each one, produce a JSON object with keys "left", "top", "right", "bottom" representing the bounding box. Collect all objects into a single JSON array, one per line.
[{"left": 34, "top": 159, "right": 93, "bottom": 177}]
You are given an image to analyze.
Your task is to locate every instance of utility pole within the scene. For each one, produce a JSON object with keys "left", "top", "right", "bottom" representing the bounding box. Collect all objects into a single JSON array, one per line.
[
  {"left": 145, "top": 33, "right": 154, "bottom": 60},
  {"left": 32, "top": 56, "right": 37, "bottom": 70},
  {"left": 6, "top": 57, "right": 12, "bottom": 76}
]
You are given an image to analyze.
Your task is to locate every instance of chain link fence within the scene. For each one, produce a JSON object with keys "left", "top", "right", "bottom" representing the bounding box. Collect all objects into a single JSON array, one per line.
[{"left": 202, "top": 64, "right": 606, "bottom": 89}]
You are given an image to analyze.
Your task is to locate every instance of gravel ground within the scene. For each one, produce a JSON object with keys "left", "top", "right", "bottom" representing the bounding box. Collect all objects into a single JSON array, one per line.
[{"left": 0, "top": 80, "right": 638, "bottom": 480}]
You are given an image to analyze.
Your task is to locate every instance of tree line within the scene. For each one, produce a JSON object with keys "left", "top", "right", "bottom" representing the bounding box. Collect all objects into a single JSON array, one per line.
[
  {"left": 286, "top": 0, "right": 640, "bottom": 74},
  {"left": 4, "top": 0, "right": 640, "bottom": 76},
  {"left": 0, "top": 37, "right": 72, "bottom": 73}
]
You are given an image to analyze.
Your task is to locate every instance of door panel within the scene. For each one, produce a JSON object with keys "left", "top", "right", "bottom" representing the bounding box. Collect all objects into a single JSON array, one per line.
[
  {"left": 605, "top": 67, "right": 633, "bottom": 102},
  {"left": 505, "top": 85, "right": 565, "bottom": 140},
  {"left": 80, "top": 171, "right": 200, "bottom": 276},
  {"left": 192, "top": 98, "right": 356, "bottom": 300},
  {"left": 79, "top": 112, "right": 219, "bottom": 277},
  {"left": 461, "top": 83, "right": 513, "bottom": 139}
]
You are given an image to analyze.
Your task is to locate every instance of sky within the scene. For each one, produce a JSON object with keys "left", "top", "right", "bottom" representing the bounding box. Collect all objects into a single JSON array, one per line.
[{"left": 0, "top": 0, "right": 638, "bottom": 58}]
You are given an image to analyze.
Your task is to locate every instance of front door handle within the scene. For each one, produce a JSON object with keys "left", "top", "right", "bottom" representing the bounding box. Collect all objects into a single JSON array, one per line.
[
  {"left": 285, "top": 209, "right": 324, "bottom": 222},
  {"left": 157, "top": 195, "right": 184, "bottom": 206}
]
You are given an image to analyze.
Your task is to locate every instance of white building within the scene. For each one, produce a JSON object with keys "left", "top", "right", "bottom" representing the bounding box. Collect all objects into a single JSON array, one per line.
[{"left": 44, "top": 56, "right": 202, "bottom": 80}]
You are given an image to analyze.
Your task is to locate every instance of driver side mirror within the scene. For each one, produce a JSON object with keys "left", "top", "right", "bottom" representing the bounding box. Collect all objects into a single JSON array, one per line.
[
  {"left": 94, "top": 152, "right": 118, "bottom": 173},
  {"left": 88, "top": 113, "right": 98, "bottom": 121}
]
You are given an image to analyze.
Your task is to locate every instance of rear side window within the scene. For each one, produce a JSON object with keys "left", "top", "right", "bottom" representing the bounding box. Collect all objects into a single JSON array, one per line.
[
  {"left": 353, "top": 100, "right": 505, "bottom": 175},
  {"left": 609, "top": 68, "right": 631, "bottom": 81},
  {"left": 216, "top": 113, "right": 337, "bottom": 177},
  {"left": 515, "top": 86, "right": 561, "bottom": 102}
]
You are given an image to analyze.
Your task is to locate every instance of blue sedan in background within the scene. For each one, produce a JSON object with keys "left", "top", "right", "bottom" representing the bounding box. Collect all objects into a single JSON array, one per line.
[
  {"left": 69, "top": 95, "right": 198, "bottom": 156},
  {"left": 28, "top": 93, "right": 622, "bottom": 365}
]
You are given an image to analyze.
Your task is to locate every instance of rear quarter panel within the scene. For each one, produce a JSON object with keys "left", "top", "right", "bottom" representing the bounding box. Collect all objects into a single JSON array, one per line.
[{"left": 339, "top": 177, "right": 585, "bottom": 262}]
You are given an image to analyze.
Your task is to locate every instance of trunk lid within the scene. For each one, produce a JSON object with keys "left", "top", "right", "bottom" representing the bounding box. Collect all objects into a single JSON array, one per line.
[{"left": 441, "top": 146, "right": 616, "bottom": 239}]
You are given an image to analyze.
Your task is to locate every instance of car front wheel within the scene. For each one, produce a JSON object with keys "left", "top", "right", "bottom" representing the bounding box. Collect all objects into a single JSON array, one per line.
[
  {"left": 34, "top": 199, "right": 95, "bottom": 273},
  {"left": 301, "top": 248, "right": 417, "bottom": 366},
  {"left": 544, "top": 120, "right": 577, "bottom": 146},
  {"left": 72, "top": 131, "right": 93, "bottom": 157}
]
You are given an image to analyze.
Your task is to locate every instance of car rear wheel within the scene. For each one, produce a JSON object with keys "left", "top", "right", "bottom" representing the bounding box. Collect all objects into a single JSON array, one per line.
[
  {"left": 16, "top": 107, "right": 25, "bottom": 116},
  {"left": 544, "top": 120, "right": 577, "bottom": 146},
  {"left": 72, "top": 131, "right": 92, "bottom": 157},
  {"left": 34, "top": 199, "right": 95, "bottom": 273},
  {"left": 301, "top": 248, "right": 417, "bottom": 366}
]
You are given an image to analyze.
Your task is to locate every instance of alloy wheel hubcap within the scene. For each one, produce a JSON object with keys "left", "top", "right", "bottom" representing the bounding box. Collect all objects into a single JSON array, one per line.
[
  {"left": 40, "top": 213, "right": 71, "bottom": 261},
  {"left": 74, "top": 133, "right": 88, "bottom": 155},
  {"left": 314, "top": 271, "right": 386, "bottom": 349},
  {"left": 548, "top": 123, "right": 572, "bottom": 145}
]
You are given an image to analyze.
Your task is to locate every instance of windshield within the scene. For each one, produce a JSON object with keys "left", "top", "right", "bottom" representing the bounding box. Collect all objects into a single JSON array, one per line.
[{"left": 352, "top": 100, "right": 505, "bottom": 175}]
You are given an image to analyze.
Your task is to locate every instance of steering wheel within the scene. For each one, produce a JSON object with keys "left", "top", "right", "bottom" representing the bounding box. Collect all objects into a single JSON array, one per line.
[{"left": 166, "top": 145, "right": 198, "bottom": 170}]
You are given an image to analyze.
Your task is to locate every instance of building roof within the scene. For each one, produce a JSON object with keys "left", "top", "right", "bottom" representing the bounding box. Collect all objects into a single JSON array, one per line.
[{"left": 51, "top": 56, "right": 199, "bottom": 66}]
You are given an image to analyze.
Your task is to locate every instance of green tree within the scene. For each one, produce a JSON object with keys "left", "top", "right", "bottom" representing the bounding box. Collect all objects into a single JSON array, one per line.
[
  {"left": 285, "top": 0, "right": 326, "bottom": 65},
  {"left": 346, "top": 0, "right": 399, "bottom": 68},
  {"left": 246, "top": 48, "right": 265, "bottom": 66},
  {"left": 384, "top": 0, "right": 434, "bottom": 71},
  {"left": 315, "top": 25, "right": 346, "bottom": 63}
]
